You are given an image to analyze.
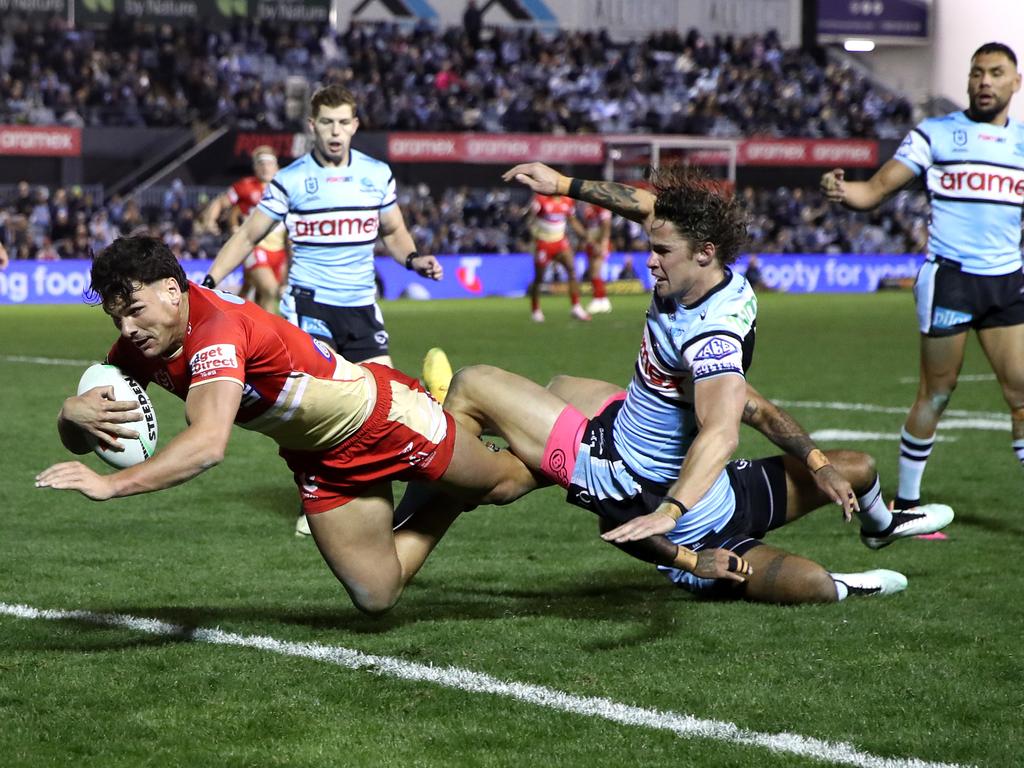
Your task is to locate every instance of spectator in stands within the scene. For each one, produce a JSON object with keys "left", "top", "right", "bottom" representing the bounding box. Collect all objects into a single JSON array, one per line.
[{"left": 2, "top": 16, "right": 912, "bottom": 138}]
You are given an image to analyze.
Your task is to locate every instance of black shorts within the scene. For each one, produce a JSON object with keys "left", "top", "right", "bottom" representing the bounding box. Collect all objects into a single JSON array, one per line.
[
  {"left": 566, "top": 397, "right": 788, "bottom": 556},
  {"left": 291, "top": 287, "right": 389, "bottom": 362},
  {"left": 687, "top": 456, "right": 789, "bottom": 556},
  {"left": 914, "top": 258, "right": 1024, "bottom": 337}
]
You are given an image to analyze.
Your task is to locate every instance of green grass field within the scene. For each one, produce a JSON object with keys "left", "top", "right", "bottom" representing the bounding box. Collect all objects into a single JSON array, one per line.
[{"left": 2, "top": 292, "right": 1022, "bottom": 767}]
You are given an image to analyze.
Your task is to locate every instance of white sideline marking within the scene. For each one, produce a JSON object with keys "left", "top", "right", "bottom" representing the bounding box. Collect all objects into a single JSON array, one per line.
[
  {"left": 0, "top": 602, "right": 971, "bottom": 768},
  {"left": 810, "top": 430, "right": 956, "bottom": 443},
  {"left": 2, "top": 354, "right": 93, "bottom": 367},
  {"left": 776, "top": 399, "right": 1009, "bottom": 424},
  {"left": 899, "top": 374, "right": 995, "bottom": 385}
]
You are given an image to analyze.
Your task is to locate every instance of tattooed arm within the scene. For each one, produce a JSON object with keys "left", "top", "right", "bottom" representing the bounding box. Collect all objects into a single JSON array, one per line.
[
  {"left": 741, "top": 383, "right": 818, "bottom": 460},
  {"left": 502, "top": 162, "right": 656, "bottom": 225},
  {"left": 742, "top": 383, "right": 860, "bottom": 519}
]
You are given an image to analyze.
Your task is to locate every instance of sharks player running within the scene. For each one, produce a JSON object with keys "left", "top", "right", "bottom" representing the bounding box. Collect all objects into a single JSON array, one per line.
[
  {"left": 205, "top": 84, "right": 444, "bottom": 535},
  {"left": 206, "top": 84, "right": 441, "bottom": 369},
  {"left": 822, "top": 42, "right": 1024, "bottom": 510}
]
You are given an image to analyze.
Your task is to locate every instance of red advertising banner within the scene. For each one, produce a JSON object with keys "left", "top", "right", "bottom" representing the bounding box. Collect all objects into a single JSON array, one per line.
[
  {"left": 742, "top": 138, "right": 878, "bottom": 167},
  {"left": 686, "top": 139, "right": 878, "bottom": 168},
  {"left": 388, "top": 133, "right": 606, "bottom": 164},
  {"left": 388, "top": 133, "right": 878, "bottom": 168},
  {"left": 232, "top": 131, "right": 307, "bottom": 161},
  {"left": 0, "top": 126, "right": 82, "bottom": 157}
]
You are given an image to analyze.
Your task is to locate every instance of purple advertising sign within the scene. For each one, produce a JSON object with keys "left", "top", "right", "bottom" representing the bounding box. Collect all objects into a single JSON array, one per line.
[{"left": 818, "top": 0, "right": 929, "bottom": 40}]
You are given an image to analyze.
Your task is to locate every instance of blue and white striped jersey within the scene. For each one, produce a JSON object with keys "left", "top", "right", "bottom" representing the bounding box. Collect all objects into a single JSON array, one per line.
[
  {"left": 607, "top": 269, "right": 755, "bottom": 544},
  {"left": 614, "top": 268, "right": 756, "bottom": 484},
  {"left": 258, "top": 149, "right": 397, "bottom": 306},
  {"left": 894, "top": 111, "right": 1024, "bottom": 275}
]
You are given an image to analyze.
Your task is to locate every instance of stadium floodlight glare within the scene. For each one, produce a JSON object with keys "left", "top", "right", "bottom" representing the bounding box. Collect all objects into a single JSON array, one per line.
[{"left": 844, "top": 39, "right": 876, "bottom": 52}]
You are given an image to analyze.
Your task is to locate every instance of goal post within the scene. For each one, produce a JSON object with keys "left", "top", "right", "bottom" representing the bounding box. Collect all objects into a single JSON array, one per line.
[{"left": 603, "top": 135, "right": 739, "bottom": 188}]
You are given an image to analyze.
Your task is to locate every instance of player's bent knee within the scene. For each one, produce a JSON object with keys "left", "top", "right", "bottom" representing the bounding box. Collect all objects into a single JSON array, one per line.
[
  {"left": 829, "top": 450, "right": 876, "bottom": 488},
  {"left": 347, "top": 585, "right": 402, "bottom": 616}
]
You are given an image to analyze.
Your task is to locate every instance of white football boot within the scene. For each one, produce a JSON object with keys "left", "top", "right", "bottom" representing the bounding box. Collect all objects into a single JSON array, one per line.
[
  {"left": 861, "top": 504, "right": 954, "bottom": 550},
  {"left": 831, "top": 569, "right": 908, "bottom": 598}
]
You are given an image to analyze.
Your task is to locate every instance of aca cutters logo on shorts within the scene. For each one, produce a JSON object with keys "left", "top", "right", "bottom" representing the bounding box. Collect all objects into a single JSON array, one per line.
[
  {"left": 693, "top": 337, "right": 738, "bottom": 362},
  {"left": 190, "top": 344, "right": 239, "bottom": 377}
]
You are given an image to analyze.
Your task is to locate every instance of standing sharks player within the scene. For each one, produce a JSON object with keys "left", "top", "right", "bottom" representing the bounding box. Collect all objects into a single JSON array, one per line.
[
  {"left": 205, "top": 84, "right": 442, "bottom": 535},
  {"left": 822, "top": 42, "right": 1024, "bottom": 510},
  {"left": 206, "top": 84, "right": 441, "bottom": 368}
]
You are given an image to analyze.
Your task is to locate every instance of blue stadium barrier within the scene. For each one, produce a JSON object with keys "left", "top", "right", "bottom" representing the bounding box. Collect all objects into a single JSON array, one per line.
[{"left": 0, "top": 253, "right": 927, "bottom": 305}]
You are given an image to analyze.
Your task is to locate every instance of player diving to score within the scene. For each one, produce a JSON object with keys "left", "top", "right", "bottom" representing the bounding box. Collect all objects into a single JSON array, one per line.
[{"left": 37, "top": 237, "right": 749, "bottom": 613}]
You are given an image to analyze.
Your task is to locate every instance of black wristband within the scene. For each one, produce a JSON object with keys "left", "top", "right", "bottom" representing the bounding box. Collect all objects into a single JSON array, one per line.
[
  {"left": 201, "top": 274, "right": 216, "bottom": 289},
  {"left": 568, "top": 177, "right": 584, "bottom": 198},
  {"left": 661, "top": 496, "right": 689, "bottom": 519},
  {"left": 405, "top": 251, "right": 421, "bottom": 271}
]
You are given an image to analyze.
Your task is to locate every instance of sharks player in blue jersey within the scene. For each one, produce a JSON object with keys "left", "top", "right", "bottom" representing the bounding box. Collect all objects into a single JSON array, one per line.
[
  {"left": 207, "top": 84, "right": 442, "bottom": 369},
  {"left": 396, "top": 162, "right": 952, "bottom": 603},
  {"left": 822, "top": 42, "right": 1024, "bottom": 510},
  {"left": 207, "top": 84, "right": 444, "bottom": 536}
]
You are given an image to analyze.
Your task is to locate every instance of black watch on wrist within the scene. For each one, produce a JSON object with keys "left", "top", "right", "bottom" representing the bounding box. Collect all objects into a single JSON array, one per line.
[{"left": 404, "top": 251, "right": 421, "bottom": 271}]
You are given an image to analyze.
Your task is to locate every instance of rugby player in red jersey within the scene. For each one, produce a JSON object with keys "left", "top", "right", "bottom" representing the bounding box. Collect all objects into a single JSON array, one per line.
[
  {"left": 526, "top": 193, "right": 590, "bottom": 322},
  {"left": 203, "top": 146, "right": 288, "bottom": 314},
  {"left": 36, "top": 236, "right": 536, "bottom": 615},
  {"left": 580, "top": 202, "right": 613, "bottom": 314}
]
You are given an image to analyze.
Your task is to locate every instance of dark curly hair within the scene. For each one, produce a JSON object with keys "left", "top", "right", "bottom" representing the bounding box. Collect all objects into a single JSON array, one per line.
[
  {"left": 648, "top": 166, "right": 748, "bottom": 266},
  {"left": 89, "top": 236, "right": 188, "bottom": 311}
]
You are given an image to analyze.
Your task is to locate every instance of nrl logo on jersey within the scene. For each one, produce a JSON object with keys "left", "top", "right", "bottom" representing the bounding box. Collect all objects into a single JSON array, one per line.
[
  {"left": 305, "top": 178, "right": 318, "bottom": 194},
  {"left": 953, "top": 130, "right": 968, "bottom": 147},
  {"left": 693, "top": 337, "right": 738, "bottom": 361}
]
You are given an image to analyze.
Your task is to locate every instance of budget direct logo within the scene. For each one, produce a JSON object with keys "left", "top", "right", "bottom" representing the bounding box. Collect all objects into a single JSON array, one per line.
[{"left": 190, "top": 344, "right": 239, "bottom": 377}]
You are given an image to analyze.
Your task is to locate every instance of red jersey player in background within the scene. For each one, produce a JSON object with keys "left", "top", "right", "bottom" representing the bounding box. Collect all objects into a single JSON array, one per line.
[
  {"left": 580, "top": 202, "right": 612, "bottom": 314},
  {"left": 526, "top": 193, "right": 590, "bottom": 322},
  {"left": 202, "top": 145, "right": 288, "bottom": 314}
]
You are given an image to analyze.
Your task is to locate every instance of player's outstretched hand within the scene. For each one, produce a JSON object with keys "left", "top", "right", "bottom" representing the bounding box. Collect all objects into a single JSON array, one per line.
[
  {"left": 693, "top": 548, "right": 752, "bottom": 583},
  {"left": 35, "top": 461, "right": 115, "bottom": 500},
  {"left": 600, "top": 509, "right": 677, "bottom": 542},
  {"left": 502, "top": 162, "right": 564, "bottom": 195},
  {"left": 62, "top": 387, "right": 142, "bottom": 451},
  {"left": 813, "top": 464, "right": 859, "bottom": 522},
  {"left": 820, "top": 168, "right": 846, "bottom": 203},
  {"left": 413, "top": 254, "right": 444, "bottom": 281}
]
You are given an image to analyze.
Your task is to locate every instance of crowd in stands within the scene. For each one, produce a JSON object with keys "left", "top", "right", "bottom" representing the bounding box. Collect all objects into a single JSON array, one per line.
[
  {"left": 1, "top": 179, "right": 931, "bottom": 266},
  {"left": 0, "top": 15, "right": 913, "bottom": 137}
]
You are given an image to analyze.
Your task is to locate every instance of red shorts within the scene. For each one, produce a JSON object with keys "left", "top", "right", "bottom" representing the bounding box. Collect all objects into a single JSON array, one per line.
[
  {"left": 534, "top": 238, "right": 570, "bottom": 266},
  {"left": 584, "top": 241, "right": 610, "bottom": 260},
  {"left": 280, "top": 363, "right": 457, "bottom": 514},
  {"left": 245, "top": 247, "right": 288, "bottom": 283}
]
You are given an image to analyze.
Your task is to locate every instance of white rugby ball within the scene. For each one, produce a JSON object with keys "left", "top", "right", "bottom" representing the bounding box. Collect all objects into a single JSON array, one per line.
[{"left": 77, "top": 363, "right": 159, "bottom": 469}]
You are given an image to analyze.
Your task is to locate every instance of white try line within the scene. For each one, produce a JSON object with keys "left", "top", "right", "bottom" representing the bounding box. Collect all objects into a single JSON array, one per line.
[
  {"left": 0, "top": 601, "right": 971, "bottom": 768},
  {"left": 1, "top": 354, "right": 93, "bottom": 367}
]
